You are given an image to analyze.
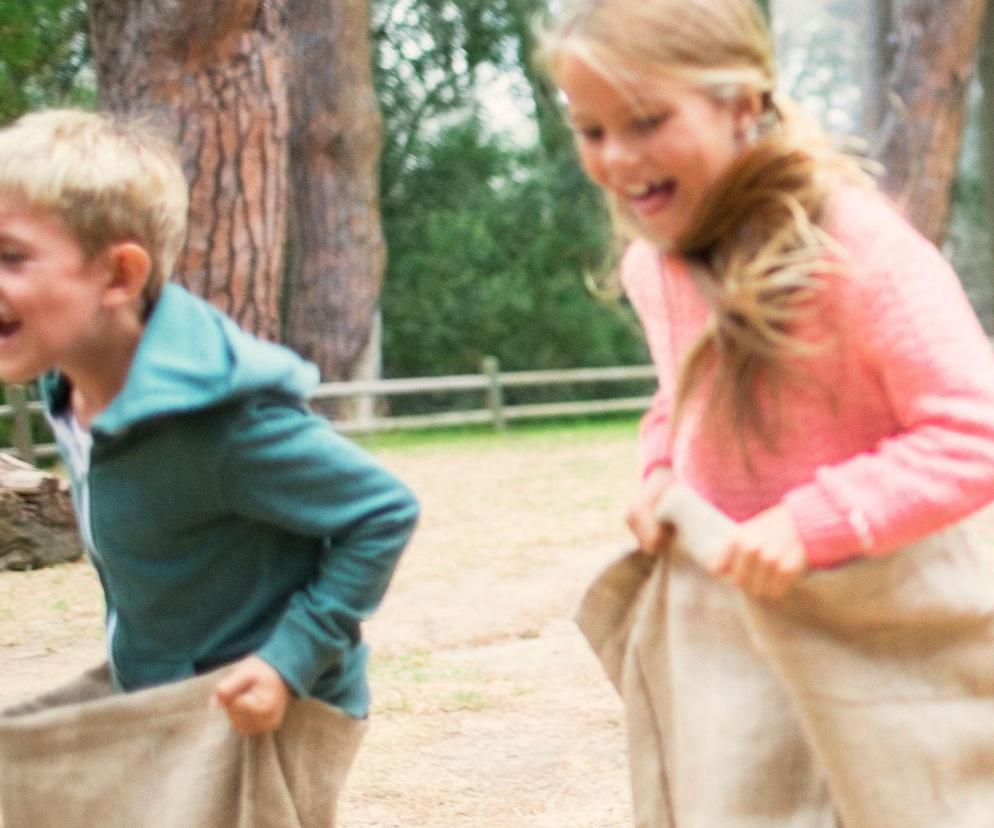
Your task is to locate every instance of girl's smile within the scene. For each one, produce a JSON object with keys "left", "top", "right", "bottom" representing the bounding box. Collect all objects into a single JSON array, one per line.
[{"left": 556, "top": 54, "right": 759, "bottom": 245}]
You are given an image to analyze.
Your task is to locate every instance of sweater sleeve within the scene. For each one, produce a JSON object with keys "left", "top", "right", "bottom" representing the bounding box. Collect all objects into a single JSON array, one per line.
[
  {"left": 219, "top": 397, "right": 419, "bottom": 696},
  {"left": 783, "top": 208, "right": 994, "bottom": 567},
  {"left": 621, "top": 240, "right": 675, "bottom": 478}
]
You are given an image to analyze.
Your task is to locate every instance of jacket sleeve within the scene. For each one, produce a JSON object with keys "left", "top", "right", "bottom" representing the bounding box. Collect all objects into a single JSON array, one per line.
[
  {"left": 783, "top": 217, "right": 994, "bottom": 567},
  {"left": 218, "top": 397, "right": 419, "bottom": 696}
]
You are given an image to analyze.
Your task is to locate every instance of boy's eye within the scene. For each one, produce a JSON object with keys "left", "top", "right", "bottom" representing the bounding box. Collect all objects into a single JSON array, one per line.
[
  {"left": 633, "top": 114, "right": 665, "bottom": 133},
  {"left": 0, "top": 249, "right": 26, "bottom": 267}
]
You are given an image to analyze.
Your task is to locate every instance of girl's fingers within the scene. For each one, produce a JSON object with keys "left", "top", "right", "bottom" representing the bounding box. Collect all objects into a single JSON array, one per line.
[
  {"left": 626, "top": 507, "right": 664, "bottom": 553},
  {"left": 709, "top": 542, "right": 735, "bottom": 575}
]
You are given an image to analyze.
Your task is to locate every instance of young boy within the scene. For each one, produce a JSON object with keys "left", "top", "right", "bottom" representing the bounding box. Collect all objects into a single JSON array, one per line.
[{"left": 0, "top": 108, "right": 419, "bottom": 737}]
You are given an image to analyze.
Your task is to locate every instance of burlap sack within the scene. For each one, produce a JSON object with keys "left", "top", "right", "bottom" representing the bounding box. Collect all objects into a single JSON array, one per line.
[
  {"left": 578, "top": 484, "right": 994, "bottom": 828},
  {"left": 0, "top": 664, "right": 366, "bottom": 828}
]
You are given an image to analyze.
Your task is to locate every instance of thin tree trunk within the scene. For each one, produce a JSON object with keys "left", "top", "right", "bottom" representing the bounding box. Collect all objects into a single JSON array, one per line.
[
  {"left": 859, "top": 0, "right": 894, "bottom": 136},
  {"left": 284, "top": 0, "right": 385, "bottom": 381},
  {"left": 505, "top": 0, "right": 574, "bottom": 161},
  {"left": 88, "top": 0, "right": 290, "bottom": 339},
  {"left": 870, "top": 0, "right": 986, "bottom": 244},
  {"left": 981, "top": 2, "right": 994, "bottom": 303}
]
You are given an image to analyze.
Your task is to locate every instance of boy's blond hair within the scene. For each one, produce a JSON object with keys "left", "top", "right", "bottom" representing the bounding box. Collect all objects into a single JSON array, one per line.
[{"left": 0, "top": 108, "right": 188, "bottom": 310}]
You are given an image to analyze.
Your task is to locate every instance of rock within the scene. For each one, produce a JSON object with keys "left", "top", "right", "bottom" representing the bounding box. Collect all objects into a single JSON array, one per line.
[{"left": 0, "top": 453, "right": 82, "bottom": 572}]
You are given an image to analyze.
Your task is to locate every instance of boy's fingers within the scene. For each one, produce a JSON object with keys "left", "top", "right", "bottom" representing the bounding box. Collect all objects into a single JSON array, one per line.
[
  {"left": 213, "top": 670, "right": 255, "bottom": 705},
  {"left": 225, "top": 692, "right": 286, "bottom": 735},
  {"left": 227, "top": 689, "right": 270, "bottom": 716}
]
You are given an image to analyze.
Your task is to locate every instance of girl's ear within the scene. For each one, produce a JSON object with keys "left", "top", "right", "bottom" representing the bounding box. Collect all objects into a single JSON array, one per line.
[
  {"left": 102, "top": 242, "right": 151, "bottom": 309},
  {"left": 733, "top": 90, "right": 764, "bottom": 145}
]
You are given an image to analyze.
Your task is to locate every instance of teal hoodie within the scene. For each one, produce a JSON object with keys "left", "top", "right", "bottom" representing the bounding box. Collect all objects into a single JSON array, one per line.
[{"left": 42, "top": 284, "right": 419, "bottom": 717}]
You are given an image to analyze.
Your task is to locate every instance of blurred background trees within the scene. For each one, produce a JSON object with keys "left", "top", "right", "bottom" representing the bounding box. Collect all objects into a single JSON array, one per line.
[
  {"left": 1, "top": 0, "right": 992, "bottom": 398},
  {"left": 0, "top": 0, "right": 91, "bottom": 122}
]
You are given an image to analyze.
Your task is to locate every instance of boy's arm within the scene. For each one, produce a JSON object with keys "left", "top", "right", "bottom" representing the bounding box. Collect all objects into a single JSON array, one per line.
[{"left": 219, "top": 396, "right": 419, "bottom": 697}]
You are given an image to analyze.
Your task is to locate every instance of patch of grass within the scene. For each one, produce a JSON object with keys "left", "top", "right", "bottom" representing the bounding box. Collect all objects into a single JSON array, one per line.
[
  {"left": 370, "top": 647, "right": 523, "bottom": 716},
  {"left": 445, "top": 690, "right": 487, "bottom": 712},
  {"left": 353, "top": 413, "right": 640, "bottom": 454}
]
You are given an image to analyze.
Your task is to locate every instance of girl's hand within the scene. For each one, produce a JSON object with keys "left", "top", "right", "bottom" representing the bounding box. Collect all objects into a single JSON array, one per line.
[
  {"left": 626, "top": 467, "right": 676, "bottom": 554},
  {"left": 710, "top": 504, "right": 808, "bottom": 599},
  {"left": 212, "top": 655, "right": 291, "bottom": 735}
]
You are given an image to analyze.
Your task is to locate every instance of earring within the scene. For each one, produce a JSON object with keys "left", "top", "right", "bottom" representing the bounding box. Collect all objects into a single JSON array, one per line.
[{"left": 742, "top": 120, "right": 760, "bottom": 145}]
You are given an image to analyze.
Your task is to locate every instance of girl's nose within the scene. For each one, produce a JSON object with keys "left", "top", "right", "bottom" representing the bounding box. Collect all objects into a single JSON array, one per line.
[{"left": 601, "top": 135, "right": 639, "bottom": 173}]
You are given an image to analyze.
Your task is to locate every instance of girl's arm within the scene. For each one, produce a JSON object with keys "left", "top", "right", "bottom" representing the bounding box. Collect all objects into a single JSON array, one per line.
[
  {"left": 627, "top": 464, "right": 676, "bottom": 554},
  {"left": 621, "top": 240, "right": 680, "bottom": 550},
  {"left": 783, "top": 207, "right": 994, "bottom": 568}
]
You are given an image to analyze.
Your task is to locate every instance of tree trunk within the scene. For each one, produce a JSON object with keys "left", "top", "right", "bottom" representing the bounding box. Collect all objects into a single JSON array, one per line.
[
  {"left": 981, "top": 3, "right": 994, "bottom": 297},
  {"left": 858, "top": 0, "right": 894, "bottom": 136},
  {"left": 870, "top": 0, "right": 986, "bottom": 244},
  {"left": 283, "top": 0, "right": 385, "bottom": 381},
  {"left": 505, "top": 0, "right": 574, "bottom": 161},
  {"left": 88, "top": 0, "right": 290, "bottom": 339}
]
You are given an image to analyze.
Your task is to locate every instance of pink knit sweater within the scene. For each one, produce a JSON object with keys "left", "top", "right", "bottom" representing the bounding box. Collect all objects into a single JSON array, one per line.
[{"left": 623, "top": 186, "right": 994, "bottom": 567}]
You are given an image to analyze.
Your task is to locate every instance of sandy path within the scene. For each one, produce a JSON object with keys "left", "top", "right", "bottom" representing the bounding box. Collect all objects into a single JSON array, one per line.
[{"left": 0, "top": 424, "right": 640, "bottom": 826}]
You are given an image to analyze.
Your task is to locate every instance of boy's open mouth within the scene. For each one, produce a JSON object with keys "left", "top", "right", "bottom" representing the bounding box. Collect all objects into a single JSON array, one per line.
[{"left": 0, "top": 315, "right": 21, "bottom": 338}]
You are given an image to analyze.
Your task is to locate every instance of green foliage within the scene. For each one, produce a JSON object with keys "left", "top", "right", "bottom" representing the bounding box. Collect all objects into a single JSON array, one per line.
[
  {"left": 379, "top": 114, "right": 648, "bottom": 395},
  {"left": 0, "top": 0, "right": 94, "bottom": 124},
  {"left": 373, "top": 0, "right": 648, "bottom": 399}
]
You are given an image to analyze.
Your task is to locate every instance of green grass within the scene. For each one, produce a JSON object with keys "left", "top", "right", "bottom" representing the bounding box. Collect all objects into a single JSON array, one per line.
[{"left": 353, "top": 412, "right": 640, "bottom": 453}]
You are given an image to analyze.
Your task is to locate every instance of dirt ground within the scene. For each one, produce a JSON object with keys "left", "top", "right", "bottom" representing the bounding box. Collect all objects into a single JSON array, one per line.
[{"left": 0, "top": 422, "right": 641, "bottom": 826}]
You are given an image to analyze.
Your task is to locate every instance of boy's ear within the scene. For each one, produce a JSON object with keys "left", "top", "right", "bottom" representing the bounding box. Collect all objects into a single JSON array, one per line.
[{"left": 102, "top": 242, "right": 152, "bottom": 309}]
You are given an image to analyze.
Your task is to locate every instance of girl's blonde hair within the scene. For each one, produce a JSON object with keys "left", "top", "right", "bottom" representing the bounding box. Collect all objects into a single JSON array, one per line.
[
  {"left": 0, "top": 109, "right": 188, "bottom": 312},
  {"left": 539, "top": 0, "right": 868, "bottom": 451}
]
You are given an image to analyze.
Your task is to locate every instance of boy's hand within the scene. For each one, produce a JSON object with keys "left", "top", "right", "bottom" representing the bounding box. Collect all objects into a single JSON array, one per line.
[
  {"left": 625, "top": 467, "right": 676, "bottom": 554},
  {"left": 710, "top": 504, "right": 808, "bottom": 599},
  {"left": 212, "top": 655, "right": 291, "bottom": 735}
]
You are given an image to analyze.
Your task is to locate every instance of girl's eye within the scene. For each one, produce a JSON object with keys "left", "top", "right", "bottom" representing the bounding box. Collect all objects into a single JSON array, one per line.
[{"left": 575, "top": 125, "right": 604, "bottom": 142}]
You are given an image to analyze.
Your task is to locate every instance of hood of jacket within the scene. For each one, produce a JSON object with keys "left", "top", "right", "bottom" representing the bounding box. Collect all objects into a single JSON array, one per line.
[{"left": 41, "top": 283, "right": 319, "bottom": 436}]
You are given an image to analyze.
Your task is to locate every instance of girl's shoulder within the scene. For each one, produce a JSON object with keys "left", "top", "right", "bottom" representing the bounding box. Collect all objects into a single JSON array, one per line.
[
  {"left": 821, "top": 183, "right": 939, "bottom": 276},
  {"left": 620, "top": 238, "right": 689, "bottom": 295},
  {"left": 820, "top": 182, "right": 964, "bottom": 322}
]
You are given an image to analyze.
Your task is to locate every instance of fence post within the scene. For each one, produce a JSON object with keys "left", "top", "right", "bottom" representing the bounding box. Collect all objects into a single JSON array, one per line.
[
  {"left": 481, "top": 356, "right": 506, "bottom": 432},
  {"left": 6, "top": 384, "right": 35, "bottom": 465}
]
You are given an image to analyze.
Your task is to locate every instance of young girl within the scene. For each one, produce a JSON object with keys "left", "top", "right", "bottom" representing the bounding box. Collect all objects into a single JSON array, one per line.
[{"left": 540, "top": 0, "right": 994, "bottom": 825}]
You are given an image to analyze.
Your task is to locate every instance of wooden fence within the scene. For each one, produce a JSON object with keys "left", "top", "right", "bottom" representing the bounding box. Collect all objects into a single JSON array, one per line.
[{"left": 0, "top": 359, "right": 656, "bottom": 464}]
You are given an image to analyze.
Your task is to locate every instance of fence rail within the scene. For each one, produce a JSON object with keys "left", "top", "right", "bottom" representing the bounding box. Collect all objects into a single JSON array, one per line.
[{"left": 0, "top": 359, "right": 656, "bottom": 463}]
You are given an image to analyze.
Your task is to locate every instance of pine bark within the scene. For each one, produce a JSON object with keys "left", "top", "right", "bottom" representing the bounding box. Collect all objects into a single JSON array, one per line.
[
  {"left": 870, "top": 0, "right": 986, "bottom": 244},
  {"left": 88, "top": 0, "right": 290, "bottom": 339},
  {"left": 284, "top": 0, "right": 385, "bottom": 380}
]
